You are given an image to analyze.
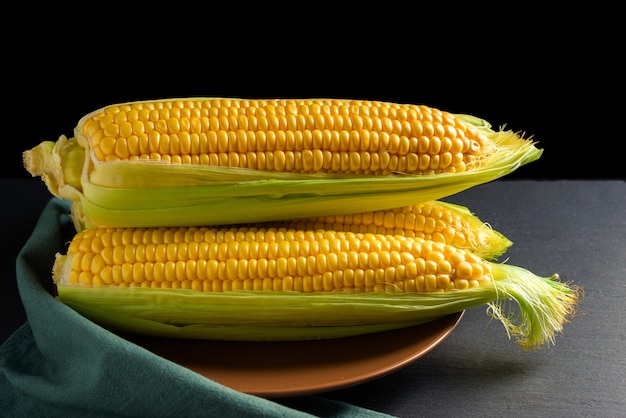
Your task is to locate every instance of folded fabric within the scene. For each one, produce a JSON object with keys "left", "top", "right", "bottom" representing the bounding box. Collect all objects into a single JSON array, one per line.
[{"left": 0, "top": 198, "right": 393, "bottom": 418}]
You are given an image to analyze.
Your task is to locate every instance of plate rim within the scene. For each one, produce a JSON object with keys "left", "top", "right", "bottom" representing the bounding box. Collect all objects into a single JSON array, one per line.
[{"left": 123, "top": 311, "right": 465, "bottom": 398}]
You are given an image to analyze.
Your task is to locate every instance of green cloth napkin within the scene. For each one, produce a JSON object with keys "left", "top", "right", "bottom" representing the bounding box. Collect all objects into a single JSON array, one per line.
[{"left": 1, "top": 198, "right": 394, "bottom": 418}]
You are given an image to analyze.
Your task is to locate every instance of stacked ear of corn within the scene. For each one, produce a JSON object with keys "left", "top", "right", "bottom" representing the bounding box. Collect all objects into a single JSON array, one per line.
[
  {"left": 25, "top": 98, "right": 580, "bottom": 350},
  {"left": 24, "top": 98, "right": 542, "bottom": 228}
]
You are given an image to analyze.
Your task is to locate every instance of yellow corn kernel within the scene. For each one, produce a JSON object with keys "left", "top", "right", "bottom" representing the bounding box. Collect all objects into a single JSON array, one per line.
[
  {"left": 57, "top": 225, "right": 494, "bottom": 293},
  {"left": 81, "top": 98, "right": 488, "bottom": 175},
  {"left": 245, "top": 200, "right": 512, "bottom": 260}
]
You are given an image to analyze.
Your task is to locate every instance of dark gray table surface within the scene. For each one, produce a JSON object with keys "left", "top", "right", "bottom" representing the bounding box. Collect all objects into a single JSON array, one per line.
[{"left": 2, "top": 178, "right": 625, "bottom": 417}]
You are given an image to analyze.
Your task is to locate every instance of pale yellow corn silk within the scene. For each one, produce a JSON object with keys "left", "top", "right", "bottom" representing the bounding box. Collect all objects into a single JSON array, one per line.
[{"left": 23, "top": 98, "right": 542, "bottom": 228}]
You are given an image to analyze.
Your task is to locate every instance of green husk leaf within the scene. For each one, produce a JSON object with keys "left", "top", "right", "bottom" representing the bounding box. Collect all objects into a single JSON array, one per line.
[
  {"left": 432, "top": 200, "right": 513, "bottom": 260},
  {"left": 76, "top": 130, "right": 540, "bottom": 227},
  {"left": 55, "top": 263, "right": 580, "bottom": 349}
]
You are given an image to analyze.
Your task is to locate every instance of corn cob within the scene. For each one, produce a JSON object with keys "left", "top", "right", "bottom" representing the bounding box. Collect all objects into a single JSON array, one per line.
[
  {"left": 24, "top": 98, "right": 542, "bottom": 228},
  {"left": 53, "top": 224, "right": 579, "bottom": 349},
  {"left": 244, "top": 200, "right": 512, "bottom": 260}
]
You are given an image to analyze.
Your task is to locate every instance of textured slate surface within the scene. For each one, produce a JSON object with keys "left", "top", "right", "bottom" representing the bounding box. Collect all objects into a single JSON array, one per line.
[{"left": 2, "top": 179, "right": 625, "bottom": 417}]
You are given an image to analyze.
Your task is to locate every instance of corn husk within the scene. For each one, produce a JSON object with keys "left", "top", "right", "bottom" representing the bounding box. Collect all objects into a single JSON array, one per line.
[{"left": 54, "top": 263, "right": 580, "bottom": 350}]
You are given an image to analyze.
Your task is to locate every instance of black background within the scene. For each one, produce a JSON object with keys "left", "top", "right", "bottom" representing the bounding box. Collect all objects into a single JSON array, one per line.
[
  {"left": 5, "top": 7, "right": 623, "bottom": 180},
  {"left": 2, "top": 9, "right": 625, "bottom": 417}
]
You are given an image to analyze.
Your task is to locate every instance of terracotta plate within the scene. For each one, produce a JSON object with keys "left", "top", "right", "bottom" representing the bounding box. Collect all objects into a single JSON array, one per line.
[{"left": 122, "top": 311, "right": 464, "bottom": 398}]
